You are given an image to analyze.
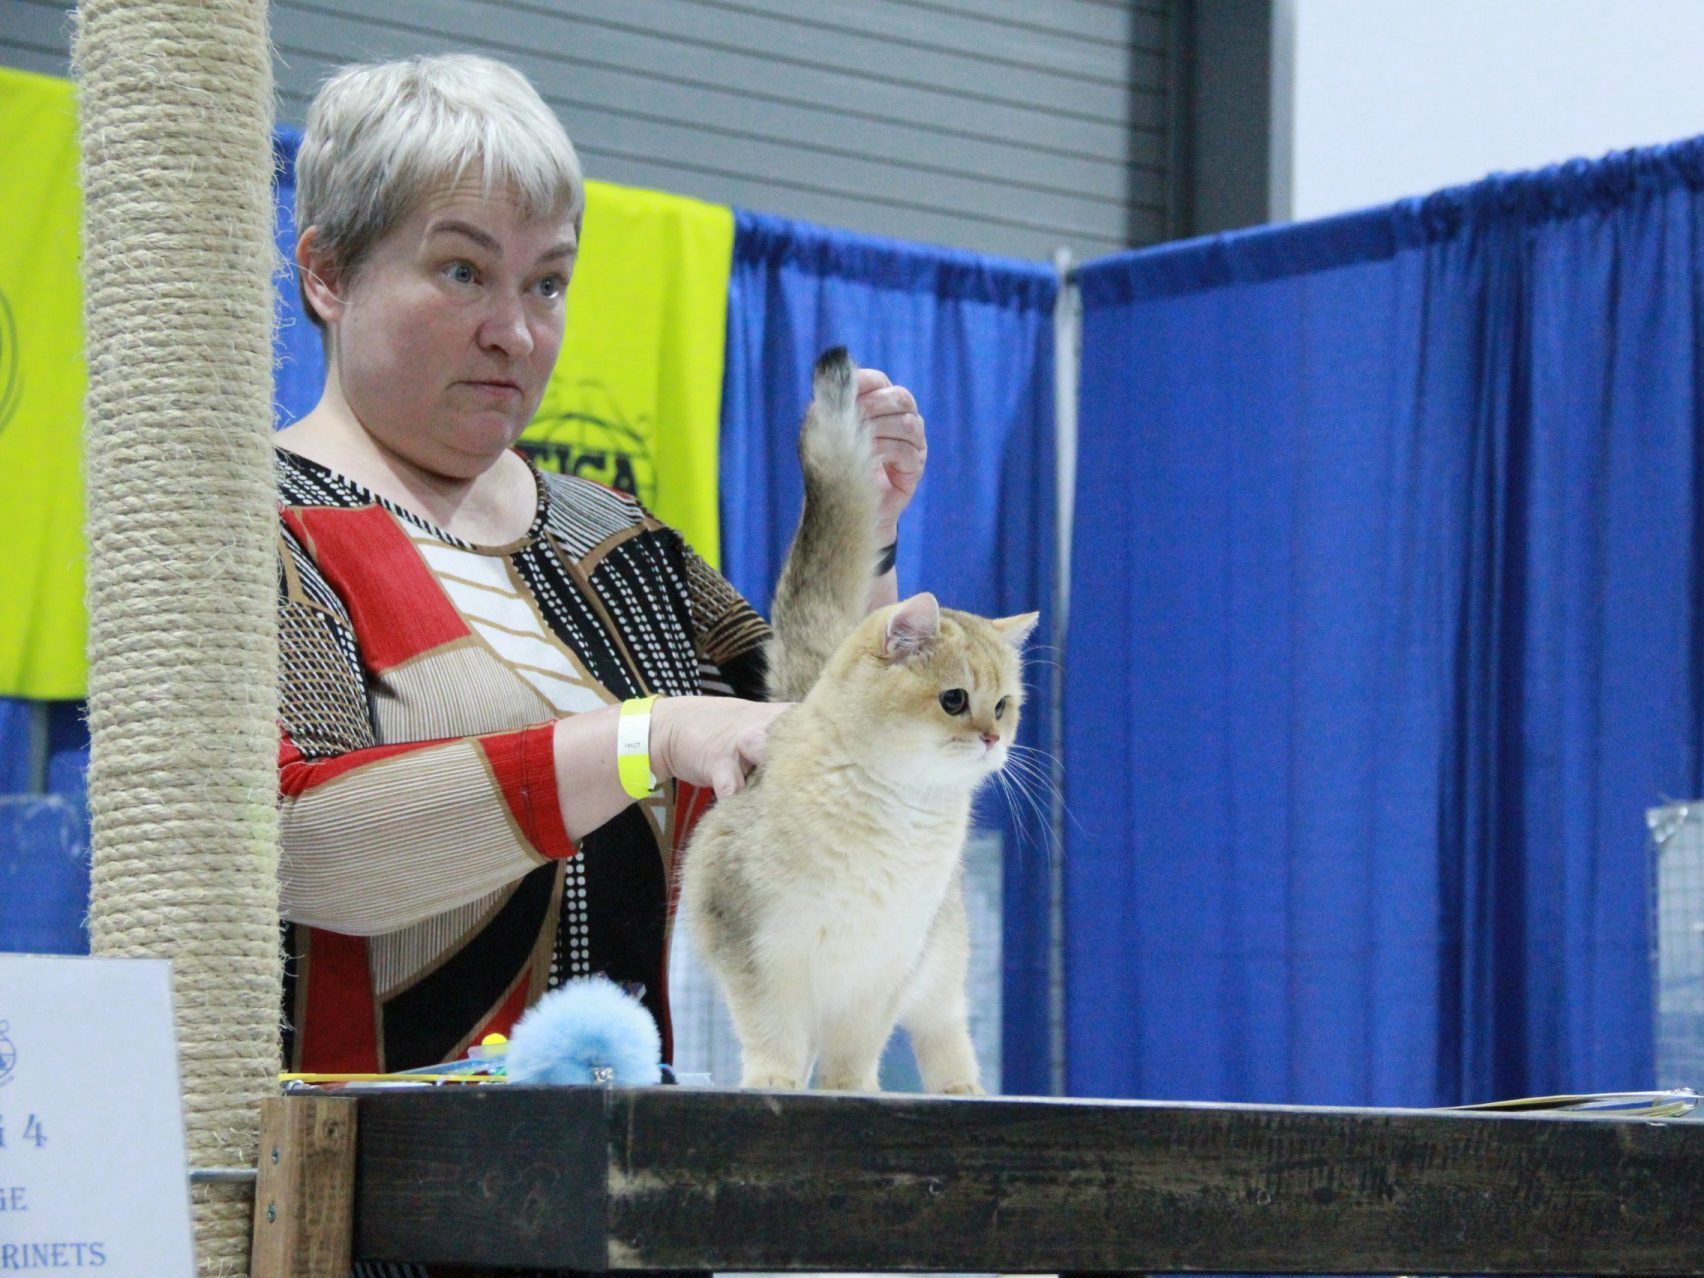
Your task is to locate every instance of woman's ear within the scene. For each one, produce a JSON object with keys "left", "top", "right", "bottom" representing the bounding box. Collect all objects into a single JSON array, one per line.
[{"left": 295, "top": 227, "right": 347, "bottom": 324}]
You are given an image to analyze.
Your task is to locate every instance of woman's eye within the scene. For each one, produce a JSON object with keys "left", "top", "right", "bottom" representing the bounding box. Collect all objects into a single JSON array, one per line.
[
  {"left": 995, "top": 697, "right": 1009, "bottom": 720},
  {"left": 447, "top": 262, "right": 476, "bottom": 284},
  {"left": 939, "top": 688, "right": 968, "bottom": 715},
  {"left": 537, "top": 274, "right": 567, "bottom": 299}
]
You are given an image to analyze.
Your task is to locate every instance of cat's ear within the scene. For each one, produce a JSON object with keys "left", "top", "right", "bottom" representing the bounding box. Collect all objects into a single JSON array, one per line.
[
  {"left": 883, "top": 592, "right": 941, "bottom": 659},
  {"left": 991, "top": 611, "right": 1040, "bottom": 650}
]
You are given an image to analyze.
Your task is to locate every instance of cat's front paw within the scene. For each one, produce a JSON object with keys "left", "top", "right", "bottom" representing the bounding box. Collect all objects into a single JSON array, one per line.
[
  {"left": 939, "top": 1080, "right": 985, "bottom": 1096},
  {"left": 742, "top": 1071, "right": 805, "bottom": 1090},
  {"left": 816, "top": 1072, "right": 882, "bottom": 1092}
]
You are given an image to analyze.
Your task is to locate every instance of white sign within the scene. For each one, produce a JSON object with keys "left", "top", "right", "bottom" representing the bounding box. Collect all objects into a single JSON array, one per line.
[{"left": 0, "top": 955, "right": 195, "bottom": 1275}]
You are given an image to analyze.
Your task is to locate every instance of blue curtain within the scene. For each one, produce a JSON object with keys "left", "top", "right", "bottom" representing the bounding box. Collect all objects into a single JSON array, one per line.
[
  {"left": 1066, "top": 139, "right": 1704, "bottom": 1107},
  {"left": 0, "top": 701, "right": 90, "bottom": 953},
  {"left": 0, "top": 699, "right": 36, "bottom": 792},
  {"left": 721, "top": 210, "right": 1059, "bottom": 1093}
]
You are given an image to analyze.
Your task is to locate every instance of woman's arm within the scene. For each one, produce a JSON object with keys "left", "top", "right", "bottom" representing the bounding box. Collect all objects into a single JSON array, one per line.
[
  {"left": 278, "top": 695, "right": 787, "bottom": 935},
  {"left": 277, "top": 522, "right": 784, "bottom": 936}
]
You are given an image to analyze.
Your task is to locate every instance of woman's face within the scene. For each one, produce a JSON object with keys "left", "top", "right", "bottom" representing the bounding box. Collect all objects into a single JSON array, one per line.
[{"left": 325, "top": 176, "right": 578, "bottom": 480}]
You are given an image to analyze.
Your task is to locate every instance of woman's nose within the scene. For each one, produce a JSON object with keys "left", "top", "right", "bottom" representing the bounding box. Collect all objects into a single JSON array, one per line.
[{"left": 479, "top": 294, "right": 534, "bottom": 356}]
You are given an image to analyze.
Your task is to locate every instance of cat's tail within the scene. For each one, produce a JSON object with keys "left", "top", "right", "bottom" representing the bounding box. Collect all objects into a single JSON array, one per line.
[{"left": 766, "top": 346, "right": 879, "bottom": 702}]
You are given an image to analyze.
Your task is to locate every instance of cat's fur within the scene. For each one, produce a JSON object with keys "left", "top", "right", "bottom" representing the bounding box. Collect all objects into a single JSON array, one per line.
[{"left": 679, "top": 347, "right": 1037, "bottom": 1093}]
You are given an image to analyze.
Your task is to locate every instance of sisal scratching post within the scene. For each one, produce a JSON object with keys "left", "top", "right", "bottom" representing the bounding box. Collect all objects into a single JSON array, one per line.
[{"left": 74, "top": 2, "right": 280, "bottom": 1274}]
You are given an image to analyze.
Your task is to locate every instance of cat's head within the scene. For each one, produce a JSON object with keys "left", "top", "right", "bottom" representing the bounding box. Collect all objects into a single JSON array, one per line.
[{"left": 818, "top": 592, "right": 1039, "bottom": 786}]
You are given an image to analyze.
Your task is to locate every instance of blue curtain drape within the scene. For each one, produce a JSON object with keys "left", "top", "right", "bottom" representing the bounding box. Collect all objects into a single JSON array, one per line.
[
  {"left": 0, "top": 701, "right": 90, "bottom": 953},
  {"left": 1066, "top": 139, "right": 1704, "bottom": 1108},
  {"left": 720, "top": 209, "right": 1059, "bottom": 1093},
  {"left": 0, "top": 699, "right": 36, "bottom": 793}
]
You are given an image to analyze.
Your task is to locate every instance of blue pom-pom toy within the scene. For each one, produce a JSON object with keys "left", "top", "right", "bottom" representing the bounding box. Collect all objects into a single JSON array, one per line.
[{"left": 505, "top": 976, "right": 663, "bottom": 1086}]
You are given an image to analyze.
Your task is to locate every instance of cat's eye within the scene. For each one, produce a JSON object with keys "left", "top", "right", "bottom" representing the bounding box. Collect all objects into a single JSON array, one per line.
[
  {"left": 995, "top": 697, "right": 1009, "bottom": 720},
  {"left": 939, "top": 688, "right": 969, "bottom": 715}
]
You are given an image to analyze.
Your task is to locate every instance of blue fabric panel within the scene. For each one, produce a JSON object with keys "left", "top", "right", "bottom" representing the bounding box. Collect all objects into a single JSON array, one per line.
[
  {"left": 1068, "top": 137, "right": 1704, "bottom": 1107},
  {"left": 0, "top": 698, "right": 39, "bottom": 792},
  {"left": 0, "top": 796, "right": 90, "bottom": 954},
  {"left": 272, "top": 127, "right": 326, "bottom": 427},
  {"left": 44, "top": 700, "right": 88, "bottom": 811},
  {"left": 722, "top": 209, "right": 1059, "bottom": 1093}
]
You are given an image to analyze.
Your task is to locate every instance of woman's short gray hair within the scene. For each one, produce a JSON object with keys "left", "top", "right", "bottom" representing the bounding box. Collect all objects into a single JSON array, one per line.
[{"left": 294, "top": 53, "right": 584, "bottom": 325}]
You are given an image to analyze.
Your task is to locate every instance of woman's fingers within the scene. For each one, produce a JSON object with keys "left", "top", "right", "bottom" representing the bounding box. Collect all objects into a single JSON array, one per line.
[{"left": 653, "top": 696, "right": 791, "bottom": 797}]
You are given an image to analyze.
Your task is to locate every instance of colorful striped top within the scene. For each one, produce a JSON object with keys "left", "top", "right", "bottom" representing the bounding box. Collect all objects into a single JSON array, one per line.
[{"left": 274, "top": 447, "right": 768, "bottom": 1072}]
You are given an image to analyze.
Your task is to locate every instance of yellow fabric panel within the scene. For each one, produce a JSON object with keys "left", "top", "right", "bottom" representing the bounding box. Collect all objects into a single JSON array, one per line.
[
  {"left": 0, "top": 69, "right": 86, "bottom": 699},
  {"left": 524, "top": 179, "right": 733, "bottom": 567}
]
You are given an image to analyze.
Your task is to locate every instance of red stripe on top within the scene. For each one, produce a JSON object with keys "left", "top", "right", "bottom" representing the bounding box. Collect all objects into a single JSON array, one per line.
[
  {"left": 284, "top": 504, "right": 469, "bottom": 672},
  {"left": 671, "top": 781, "right": 716, "bottom": 862},
  {"left": 478, "top": 723, "right": 577, "bottom": 861},
  {"left": 297, "top": 926, "right": 379, "bottom": 1073}
]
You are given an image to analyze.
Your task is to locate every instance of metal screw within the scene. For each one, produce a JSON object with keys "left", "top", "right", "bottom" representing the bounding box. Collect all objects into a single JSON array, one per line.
[
  {"left": 266, "top": 1202, "right": 277, "bottom": 1223},
  {"left": 271, "top": 1146, "right": 280, "bottom": 1165}
]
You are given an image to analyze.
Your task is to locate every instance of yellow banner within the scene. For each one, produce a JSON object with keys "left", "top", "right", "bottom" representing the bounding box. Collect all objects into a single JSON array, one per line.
[
  {"left": 524, "top": 179, "right": 733, "bottom": 567},
  {"left": 0, "top": 69, "right": 86, "bottom": 699}
]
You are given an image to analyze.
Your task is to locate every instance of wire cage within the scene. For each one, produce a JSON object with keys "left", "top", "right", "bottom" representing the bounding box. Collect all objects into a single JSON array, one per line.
[{"left": 1650, "top": 802, "right": 1704, "bottom": 1095}]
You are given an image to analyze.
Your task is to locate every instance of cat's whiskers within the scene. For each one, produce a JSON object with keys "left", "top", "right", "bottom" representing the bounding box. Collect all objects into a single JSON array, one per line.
[
  {"left": 1006, "top": 742, "right": 1085, "bottom": 832},
  {"left": 991, "top": 742, "right": 1085, "bottom": 863},
  {"left": 1022, "top": 645, "right": 1066, "bottom": 675},
  {"left": 990, "top": 767, "right": 1054, "bottom": 859}
]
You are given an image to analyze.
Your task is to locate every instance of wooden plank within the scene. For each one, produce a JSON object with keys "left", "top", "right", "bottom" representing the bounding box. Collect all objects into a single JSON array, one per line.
[
  {"left": 251, "top": 1095, "right": 358, "bottom": 1278},
  {"left": 352, "top": 1086, "right": 1704, "bottom": 1274},
  {"left": 495, "top": 0, "right": 1142, "bottom": 123},
  {"left": 275, "top": 0, "right": 1141, "bottom": 124},
  {"left": 271, "top": 3, "right": 1164, "bottom": 164},
  {"left": 891, "top": 0, "right": 1166, "bottom": 54},
  {"left": 357, "top": 1085, "right": 609, "bottom": 1270},
  {"left": 272, "top": 17, "right": 1156, "bottom": 205},
  {"left": 4, "top": 0, "right": 72, "bottom": 71},
  {"left": 692, "top": 0, "right": 1139, "bottom": 85},
  {"left": 273, "top": 25, "right": 1156, "bottom": 233},
  {"left": 0, "top": 44, "right": 69, "bottom": 79}
]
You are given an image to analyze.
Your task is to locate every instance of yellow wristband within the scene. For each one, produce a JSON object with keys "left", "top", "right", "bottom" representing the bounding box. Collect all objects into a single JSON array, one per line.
[{"left": 617, "top": 696, "right": 658, "bottom": 799}]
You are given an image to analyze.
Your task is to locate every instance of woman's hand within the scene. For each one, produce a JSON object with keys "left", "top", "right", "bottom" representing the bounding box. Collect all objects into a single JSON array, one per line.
[
  {"left": 854, "top": 368, "right": 927, "bottom": 543},
  {"left": 651, "top": 695, "right": 793, "bottom": 799},
  {"left": 552, "top": 696, "right": 792, "bottom": 840}
]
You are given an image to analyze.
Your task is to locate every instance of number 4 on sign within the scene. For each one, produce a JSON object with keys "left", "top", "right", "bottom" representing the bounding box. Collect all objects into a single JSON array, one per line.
[{"left": 23, "top": 1115, "right": 44, "bottom": 1148}]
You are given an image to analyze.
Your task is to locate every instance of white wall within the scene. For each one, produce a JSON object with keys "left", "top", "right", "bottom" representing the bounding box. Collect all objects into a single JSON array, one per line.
[{"left": 1277, "top": 0, "right": 1704, "bottom": 222}]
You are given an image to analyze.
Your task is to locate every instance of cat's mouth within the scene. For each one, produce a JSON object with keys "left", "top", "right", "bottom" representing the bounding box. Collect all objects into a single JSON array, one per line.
[{"left": 957, "top": 736, "right": 1005, "bottom": 764}]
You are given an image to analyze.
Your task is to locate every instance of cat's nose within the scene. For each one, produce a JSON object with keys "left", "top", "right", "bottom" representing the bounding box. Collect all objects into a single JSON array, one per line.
[{"left": 980, "top": 732, "right": 999, "bottom": 748}]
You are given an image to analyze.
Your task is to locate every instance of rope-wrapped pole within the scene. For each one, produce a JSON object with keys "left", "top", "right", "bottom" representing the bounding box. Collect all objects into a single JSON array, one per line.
[{"left": 73, "top": 3, "right": 279, "bottom": 1273}]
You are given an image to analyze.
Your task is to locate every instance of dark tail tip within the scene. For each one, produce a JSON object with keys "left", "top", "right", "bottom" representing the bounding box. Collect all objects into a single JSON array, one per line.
[{"left": 814, "top": 345, "right": 853, "bottom": 382}]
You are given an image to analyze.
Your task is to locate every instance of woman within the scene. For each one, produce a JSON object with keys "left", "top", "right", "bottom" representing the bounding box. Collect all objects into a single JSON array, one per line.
[{"left": 274, "top": 54, "right": 926, "bottom": 1075}]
